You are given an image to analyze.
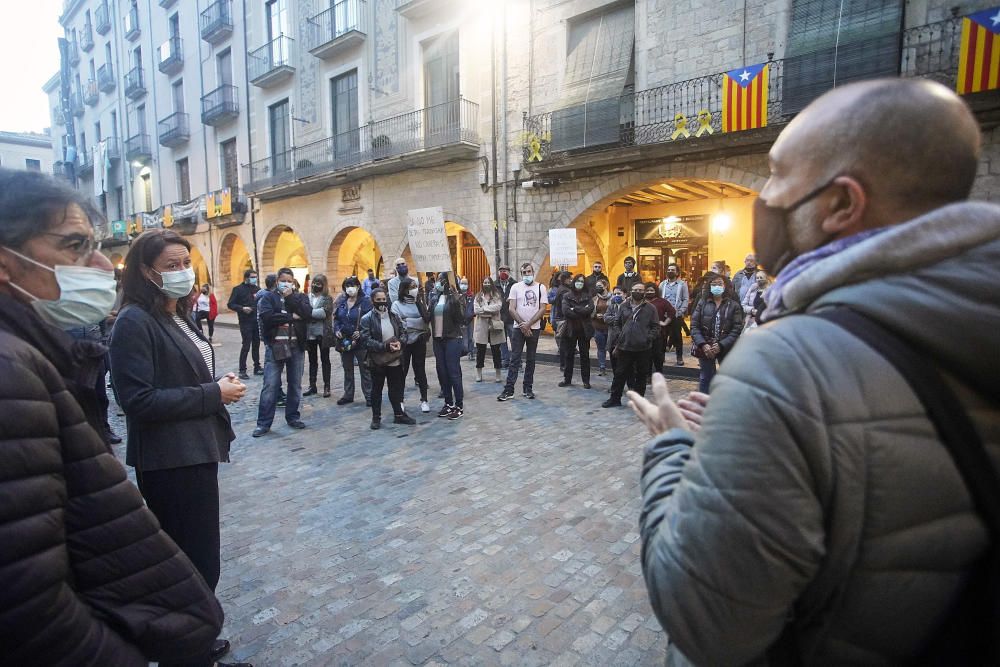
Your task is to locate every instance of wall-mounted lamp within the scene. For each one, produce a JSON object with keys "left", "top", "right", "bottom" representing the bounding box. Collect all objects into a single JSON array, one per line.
[{"left": 711, "top": 185, "right": 732, "bottom": 234}]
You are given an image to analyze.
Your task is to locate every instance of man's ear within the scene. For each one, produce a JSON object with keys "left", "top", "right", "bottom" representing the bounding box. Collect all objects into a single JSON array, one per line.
[{"left": 822, "top": 176, "right": 867, "bottom": 238}]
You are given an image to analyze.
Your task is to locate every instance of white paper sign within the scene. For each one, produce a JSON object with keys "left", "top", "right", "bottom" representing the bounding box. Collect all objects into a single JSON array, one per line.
[
  {"left": 406, "top": 206, "right": 453, "bottom": 274},
  {"left": 548, "top": 228, "right": 578, "bottom": 266}
]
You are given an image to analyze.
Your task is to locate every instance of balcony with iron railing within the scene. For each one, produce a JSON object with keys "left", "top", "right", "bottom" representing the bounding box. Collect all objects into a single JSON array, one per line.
[
  {"left": 245, "top": 97, "right": 480, "bottom": 196},
  {"left": 125, "top": 133, "right": 152, "bottom": 163},
  {"left": 95, "top": 1, "right": 110, "bottom": 34},
  {"left": 106, "top": 137, "right": 120, "bottom": 162},
  {"left": 200, "top": 0, "right": 233, "bottom": 44},
  {"left": 97, "top": 63, "right": 115, "bottom": 92},
  {"left": 307, "top": 0, "right": 367, "bottom": 60},
  {"left": 124, "top": 65, "right": 146, "bottom": 99},
  {"left": 521, "top": 16, "right": 983, "bottom": 173},
  {"left": 124, "top": 6, "right": 140, "bottom": 41},
  {"left": 157, "top": 36, "right": 183, "bottom": 75},
  {"left": 158, "top": 112, "right": 190, "bottom": 148},
  {"left": 67, "top": 39, "right": 80, "bottom": 66},
  {"left": 83, "top": 79, "right": 99, "bottom": 106},
  {"left": 248, "top": 35, "right": 296, "bottom": 88},
  {"left": 76, "top": 147, "right": 93, "bottom": 176},
  {"left": 201, "top": 84, "right": 239, "bottom": 126},
  {"left": 53, "top": 161, "right": 73, "bottom": 182},
  {"left": 70, "top": 89, "right": 84, "bottom": 117},
  {"left": 53, "top": 106, "right": 65, "bottom": 125},
  {"left": 80, "top": 23, "right": 94, "bottom": 52}
]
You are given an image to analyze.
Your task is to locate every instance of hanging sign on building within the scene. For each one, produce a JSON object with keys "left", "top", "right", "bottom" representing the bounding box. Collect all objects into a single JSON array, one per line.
[
  {"left": 406, "top": 206, "right": 453, "bottom": 274},
  {"left": 548, "top": 228, "right": 578, "bottom": 265}
]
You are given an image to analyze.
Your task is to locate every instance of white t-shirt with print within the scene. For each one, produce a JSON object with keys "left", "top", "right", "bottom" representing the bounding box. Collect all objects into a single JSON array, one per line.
[{"left": 508, "top": 281, "right": 548, "bottom": 330}]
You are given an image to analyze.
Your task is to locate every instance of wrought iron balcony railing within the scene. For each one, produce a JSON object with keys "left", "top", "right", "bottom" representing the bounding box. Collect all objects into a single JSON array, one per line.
[
  {"left": 76, "top": 148, "right": 93, "bottom": 174},
  {"left": 248, "top": 35, "right": 296, "bottom": 88},
  {"left": 124, "top": 6, "right": 140, "bottom": 41},
  {"left": 245, "top": 97, "right": 479, "bottom": 191},
  {"left": 67, "top": 39, "right": 80, "bottom": 66},
  {"left": 84, "top": 79, "right": 99, "bottom": 106},
  {"left": 201, "top": 84, "right": 239, "bottom": 125},
  {"left": 306, "top": 0, "right": 367, "bottom": 59},
  {"left": 80, "top": 23, "right": 94, "bottom": 52},
  {"left": 53, "top": 106, "right": 65, "bottom": 125},
  {"left": 106, "top": 138, "right": 120, "bottom": 162},
  {"left": 95, "top": 1, "right": 110, "bottom": 34},
  {"left": 200, "top": 0, "right": 233, "bottom": 44},
  {"left": 70, "top": 89, "right": 85, "bottom": 117},
  {"left": 158, "top": 36, "right": 183, "bottom": 75},
  {"left": 97, "top": 63, "right": 115, "bottom": 92},
  {"left": 124, "top": 133, "right": 152, "bottom": 163},
  {"left": 124, "top": 65, "right": 146, "bottom": 99},
  {"left": 522, "top": 16, "right": 973, "bottom": 166},
  {"left": 158, "top": 112, "right": 190, "bottom": 148}
]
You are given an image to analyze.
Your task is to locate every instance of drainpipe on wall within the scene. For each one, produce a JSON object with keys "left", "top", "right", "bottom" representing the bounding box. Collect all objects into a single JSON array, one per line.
[
  {"left": 196, "top": 0, "right": 216, "bottom": 285},
  {"left": 501, "top": 1, "right": 510, "bottom": 266},
  {"left": 490, "top": 18, "right": 501, "bottom": 272},
  {"left": 241, "top": 0, "right": 260, "bottom": 271}
]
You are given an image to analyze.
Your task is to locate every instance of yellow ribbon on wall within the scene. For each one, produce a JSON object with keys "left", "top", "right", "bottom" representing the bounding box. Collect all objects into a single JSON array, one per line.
[
  {"left": 525, "top": 133, "right": 544, "bottom": 162},
  {"left": 671, "top": 113, "right": 690, "bottom": 140},
  {"left": 695, "top": 109, "right": 714, "bottom": 137}
]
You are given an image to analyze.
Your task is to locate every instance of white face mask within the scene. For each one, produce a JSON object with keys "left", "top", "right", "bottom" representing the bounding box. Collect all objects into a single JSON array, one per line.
[
  {"left": 3, "top": 246, "right": 116, "bottom": 329},
  {"left": 154, "top": 266, "right": 196, "bottom": 299},
  {"left": 346, "top": 286, "right": 358, "bottom": 297},
  {"left": 409, "top": 288, "right": 420, "bottom": 298}
]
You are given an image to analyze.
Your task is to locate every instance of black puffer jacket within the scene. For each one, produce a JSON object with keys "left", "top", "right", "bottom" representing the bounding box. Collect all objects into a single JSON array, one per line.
[
  {"left": 562, "top": 289, "right": 595, "bottom": 338},
  {"left": 0, "top": 295, "right": 223, "bottom": 665},
  {"left": 690, "top": 296, "right": 743, "bottom": 358}
]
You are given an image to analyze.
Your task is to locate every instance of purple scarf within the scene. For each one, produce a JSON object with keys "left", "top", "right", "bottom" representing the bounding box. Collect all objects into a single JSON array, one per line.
[{"left": 765, "top": 227, "right": 893, "bottom": 318}]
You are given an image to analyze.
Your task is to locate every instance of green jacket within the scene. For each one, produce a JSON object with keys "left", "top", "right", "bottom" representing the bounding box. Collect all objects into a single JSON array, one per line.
[{"left": 640, "top": 201, "right": 1000, "bottom": 665}]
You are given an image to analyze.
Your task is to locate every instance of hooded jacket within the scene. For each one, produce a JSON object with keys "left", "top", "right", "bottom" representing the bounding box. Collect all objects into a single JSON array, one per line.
[
  {"left": 0, "top": 295, "right": 223, "bottom": 665},
  {"left": 640, "top": 202, "right": 1000, "bottom": 665}
]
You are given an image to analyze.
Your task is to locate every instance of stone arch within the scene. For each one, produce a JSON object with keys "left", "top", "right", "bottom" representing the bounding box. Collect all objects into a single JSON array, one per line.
[
  {"left": 441, "top": 220, "right": 491, "bottom": 289},
  {"left": 189, "top": 246, "right": 212, "bottom": 288},
  {"left": 218, "top": 232, "right": 253, "bottom": 295},
  {"left": 528, "top": 162, "right": 768, "bottom": 274},
  {"left": 261, "top": 224, "right": 312, "bottom": 281},
  {"left": 326, "top": 225, "right": 383, "bottom": 287}
]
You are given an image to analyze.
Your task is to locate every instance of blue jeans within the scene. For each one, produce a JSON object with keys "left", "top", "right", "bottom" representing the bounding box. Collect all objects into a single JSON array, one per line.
[
  {"left": 594, "top": 330, "right": 608, "bottom": 370},
  {"left": 463, "top": 321, "right": 475, "bottom": 356},
  {"left": 257, "top": 345, "right": 304, "bottom": 428},
  {"left": 698, "top": 356, "right": 719, "bottom": 393},
  {"left": 433, "top": 337, "right": 464, "bottom": 407},
  {"left": 499, "top": 321, "right": 513, "bottom": 365},
  {"left": 504, "top": 326, "right": 539, "bottom": 393}
]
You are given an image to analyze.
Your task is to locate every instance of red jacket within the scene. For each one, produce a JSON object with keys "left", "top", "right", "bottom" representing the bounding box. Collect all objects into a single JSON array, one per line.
[{"left": 208, "top": 293, "right": 218, "bottom": 320}]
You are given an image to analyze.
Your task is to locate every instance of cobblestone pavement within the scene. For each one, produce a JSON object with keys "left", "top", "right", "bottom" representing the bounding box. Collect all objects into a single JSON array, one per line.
[{"left": 110, "top": 326, "right": 698, "bottom": 666}]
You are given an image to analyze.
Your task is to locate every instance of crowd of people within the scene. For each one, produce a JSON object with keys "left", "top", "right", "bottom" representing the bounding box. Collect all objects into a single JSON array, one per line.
[{"left": 2, "top": 77, "right": 997, "bottom": 666}]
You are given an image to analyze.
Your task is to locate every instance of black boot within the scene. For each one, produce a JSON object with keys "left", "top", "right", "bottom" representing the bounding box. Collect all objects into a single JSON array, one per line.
[{"left": 303, "top": 386, "right": 318, "bottom": 396}]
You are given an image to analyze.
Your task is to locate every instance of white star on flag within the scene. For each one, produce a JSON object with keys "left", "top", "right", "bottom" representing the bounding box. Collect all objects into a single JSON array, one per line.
[
  {"left": 739, "top": 70, "right": 751, "bottom": 82},
  {"left": 991, "top": 9, "right": 1000, "bottom": 26}
]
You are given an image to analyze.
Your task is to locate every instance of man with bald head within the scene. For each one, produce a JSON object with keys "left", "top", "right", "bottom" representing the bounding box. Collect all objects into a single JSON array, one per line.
[{"left": 633, "top": 79, "right": 999, "bottom": 664}]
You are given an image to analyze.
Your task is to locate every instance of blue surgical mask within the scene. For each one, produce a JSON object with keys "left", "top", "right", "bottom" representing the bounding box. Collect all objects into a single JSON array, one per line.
[
  {"left": 248, "top": 276, "right": 258, "bottom": 285},
  {"left": 154, "top": 267, "right": 196, "bottom": 299},
  {"left": 522, "top": 275, "right": 534, "bottom": 285},
  {"left": 710, "top": 285, "right": 725, "bottom": 296},
  {"left": 278, "top": 281, "right": 293, "bottom": 292},
  {"left": 436, "top": 281, "right": 444, "bottom": 291}
]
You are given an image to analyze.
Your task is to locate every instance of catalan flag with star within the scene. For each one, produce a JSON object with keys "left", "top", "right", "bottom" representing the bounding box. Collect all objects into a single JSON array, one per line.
[
  {"left": 722, "top": 63, "right": 769, "bottom": 133},
  {"left": 957, "top": 7, "right": 1000, "bottom": 95}
]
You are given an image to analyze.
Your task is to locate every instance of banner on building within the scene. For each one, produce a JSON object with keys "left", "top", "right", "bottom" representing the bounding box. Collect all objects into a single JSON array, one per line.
[
  {"left": 722, "top": 63, "right": 769, "bottom": 132},
  {"left": 406, "top": 206, "right": 452, "bottom": 274},
  {"left": 548, "top": 228, "right": 578, "bottom": 265},
  {"left": 206, "top": 188, "right": 233, "bottom": 218},
  {"left": 957, "top": 7, "right": 1000, "bottom": 95}
]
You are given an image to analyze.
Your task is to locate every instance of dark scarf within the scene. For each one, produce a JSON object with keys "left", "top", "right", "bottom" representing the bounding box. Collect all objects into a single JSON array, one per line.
[{"left": 0, "top": 293, "right": 108, "bottom": 440}]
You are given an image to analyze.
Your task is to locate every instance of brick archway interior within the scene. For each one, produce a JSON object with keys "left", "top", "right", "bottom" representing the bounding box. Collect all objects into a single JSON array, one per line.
[
  {"left": 262, "top": 225, "right": 311, "bottom": 278},
  {"left": 219, "top": 233, "right": 252, "bottom": 296},
  {"left": 326, "top": 226, "right": 382, "bottom": 287}
]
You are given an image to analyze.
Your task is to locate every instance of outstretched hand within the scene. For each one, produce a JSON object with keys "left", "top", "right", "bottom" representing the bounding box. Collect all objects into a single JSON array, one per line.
[{"left": 627, "top": 374, "right": 706, "bottom": 437}]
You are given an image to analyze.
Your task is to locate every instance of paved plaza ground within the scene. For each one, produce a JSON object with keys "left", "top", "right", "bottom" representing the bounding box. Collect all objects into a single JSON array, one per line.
[{"left": 110, "top": 325, "right": 698, "bottom": 666}]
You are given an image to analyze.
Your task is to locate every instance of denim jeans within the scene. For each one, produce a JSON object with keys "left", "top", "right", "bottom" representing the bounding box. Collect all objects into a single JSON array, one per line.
[
  {"left": 257, "top": 345, "right": 304, "bottom": 428},
  {"left": 594, "top": 330, "right": 608, "bottom": 370},
  {"left": 698, "top": 356, "right": 719, "bottom": 393},
  {"left": 340, "top": 347, "right": 372, "bottom": 402},
  {"left": 463, "top": 322, "right": 475, "bottom": 356},
  {"left": 499, "top": 321, "right": 513, "bottom": 365},
  {"left": 433, "top": 337, "right": 464, "bottom": 407},
  {"left": 504, "top": 326, "right": 539, "bottom": 393}
]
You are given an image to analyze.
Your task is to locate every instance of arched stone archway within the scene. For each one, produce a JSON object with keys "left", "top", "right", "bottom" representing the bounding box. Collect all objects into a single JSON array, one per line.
[
  {"left": 262, "top": 225, "right": 311, "bottom": 286},
  {"left": 326, "top": 226, "right": 383, "bottom": 287},
  {"left": 443, "top": 221, "right": 490, "bottom": 289},
  {"left": 528, "top": 162, "right": 768, "bottom": 274},
  {"left": 219, "top": 233, "right": 253, "bottom": 295},
  {"left": 190, "top": 246, "right": 212, "bottom": 288}
]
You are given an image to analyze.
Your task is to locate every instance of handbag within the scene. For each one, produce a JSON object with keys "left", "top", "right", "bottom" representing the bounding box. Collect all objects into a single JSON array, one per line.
[
  {"left": 272, "top": 325, "right": 293, "bottom": 361},
  {"left": 369, "top": 347, "right": 402, "bottom": 367},
  {"left": 335, "top": 301, "right": 362, "bottom": 354}
]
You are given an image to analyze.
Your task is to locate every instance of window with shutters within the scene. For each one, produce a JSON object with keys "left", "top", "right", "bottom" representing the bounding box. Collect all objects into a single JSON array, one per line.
[
  {"left": 551, "top": 3, "right": 635, "bottom": 153},
  {"left": 176, "top": 158, "right": 190, "bottom": 201},
  {"left": 221, "top": 138, "right": 238, "bottom": 190},
  {"left": 784, "top": 0, "right": 903, "bottom": 113},
  {"left": 331, "top": 69, "right": 359, "bottom": 158}
]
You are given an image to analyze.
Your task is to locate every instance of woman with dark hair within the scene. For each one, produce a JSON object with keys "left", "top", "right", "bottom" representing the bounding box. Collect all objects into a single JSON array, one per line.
[
  {"left": 109, "top": 228, "right": 250, "bottom": 667},
  {"left": 690, "top": 274, "right": 744, "bottom": 393},
  {"left": 473, "top": 275, "right": 506, "bottom": 383},
  {"left": 333, "top": 275, "right": 372, "bottom": 406},
  {"left": 391, "top": 275, "right": 432, "bottom": 413},
  {"left": 559, "top": 273, "right": 596, "bottom": 388},
  {"left": 304, "top": 273, "right": 334, "bottom": 397},
  {"left": 359, "top": 287, "right": 416, "bottom": 430},
  {"left": 430, "top": 272, "right": 467, "bottom": 419},
  {"left": 0, "top": 168, "right": 224, "bottom": 665}
]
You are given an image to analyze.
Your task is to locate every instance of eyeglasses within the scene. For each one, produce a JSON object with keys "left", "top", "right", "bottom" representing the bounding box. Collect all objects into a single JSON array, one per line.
[{"left": 40, "top": 231, "right": 101, "bottom": 264}]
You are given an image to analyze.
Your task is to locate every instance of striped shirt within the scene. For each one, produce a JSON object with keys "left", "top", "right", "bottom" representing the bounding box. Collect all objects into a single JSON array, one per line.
[{"left": 172, "top": 314, "right": 215, "bottom": 377}]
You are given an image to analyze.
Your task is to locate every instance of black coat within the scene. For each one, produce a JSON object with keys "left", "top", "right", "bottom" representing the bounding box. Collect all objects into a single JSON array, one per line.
[
  {"left": 226, "top": 281, "right": 258, "bottom": 323},
  {"left": 110, "top": 304, "right": 235, "bottom": 472},
  {"left": 690, "top": 297, "right": 744, "bottom": 357},
  {"left": 497, "top": 277, "right": 517, "bottom": 323},
  {"left": 562, "top": 289, "right": 596, "bottom": 338},
  {"left": 0, "top": 295, "right": 223, "bottom": 665},
  {"left": 616, "top": 271, "right": 643, "bottom": 293},
  {"left": 257, "top": 289, "right": 312, "bottom": 348}
]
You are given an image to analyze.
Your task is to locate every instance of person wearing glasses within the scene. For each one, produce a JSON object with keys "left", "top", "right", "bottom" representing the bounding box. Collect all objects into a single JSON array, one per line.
[{"left": 0, "top": 168, "right": 225, "bottom": 665}]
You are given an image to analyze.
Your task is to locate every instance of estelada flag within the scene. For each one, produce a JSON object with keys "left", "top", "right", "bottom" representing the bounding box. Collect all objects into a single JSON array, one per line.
[
  {"left": 722, "top": 63, "right": 769, "bottom": 132},
  {"left": 957, "top": 7, "right": 1000, "bottom": 95}
]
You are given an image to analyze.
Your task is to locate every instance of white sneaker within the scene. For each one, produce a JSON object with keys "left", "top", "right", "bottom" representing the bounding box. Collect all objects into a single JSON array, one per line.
[{"left": 420, "top": 401, "right": 430, "bottom": 413}]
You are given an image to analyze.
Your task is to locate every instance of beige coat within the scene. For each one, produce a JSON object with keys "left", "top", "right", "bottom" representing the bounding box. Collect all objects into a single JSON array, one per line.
[{"left": 473, "top": 292, "right": 506, "bottom": 345}]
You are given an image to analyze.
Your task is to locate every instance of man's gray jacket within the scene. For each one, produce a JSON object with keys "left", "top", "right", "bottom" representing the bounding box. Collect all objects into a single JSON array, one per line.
[{"left": 640, "top": 202, "right": 1000, "bottom": 665}]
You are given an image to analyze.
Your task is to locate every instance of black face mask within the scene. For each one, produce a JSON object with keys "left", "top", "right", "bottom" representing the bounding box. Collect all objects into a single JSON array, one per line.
[
  {"left": 374, "top": 302, "right": 388, "bottom": 311},
  {"left": 631, "top": 292, "right": 644, "bottom": 303},
  {"left": 753, "top": 179, "right": 835, "bottom": 275},
  {"left": 644, "top": 292, "right": 656, "bottom": 301},
  {"left": 312, "top": 284, "right": 323, "bottom": 293}
]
